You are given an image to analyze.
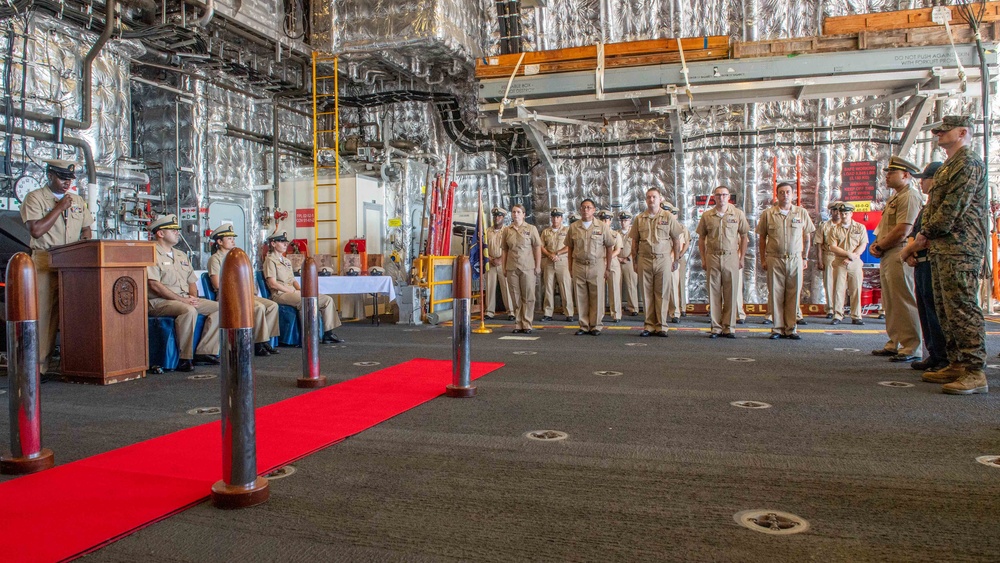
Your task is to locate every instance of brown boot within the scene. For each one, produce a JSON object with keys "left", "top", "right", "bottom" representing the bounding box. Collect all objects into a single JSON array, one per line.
[
  {"left": 942, "top": 369, "right": 989, "bottom": 395},
  {"left": 921, "top": 364, "right": 965, "bottom": 384}
]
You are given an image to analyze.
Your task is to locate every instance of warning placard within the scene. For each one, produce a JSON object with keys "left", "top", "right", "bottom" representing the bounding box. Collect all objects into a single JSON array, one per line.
[
  {"left": 841, "top": 161, "right": 878, "bottom": 202},
  {"left": 296, "top": 208, "right": 315, "bottom": 228}
]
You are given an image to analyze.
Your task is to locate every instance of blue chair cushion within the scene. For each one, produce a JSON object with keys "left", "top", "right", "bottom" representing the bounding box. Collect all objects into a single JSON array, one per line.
[{"left": 148, "top": 314, "right": 206, "bottom": 370}]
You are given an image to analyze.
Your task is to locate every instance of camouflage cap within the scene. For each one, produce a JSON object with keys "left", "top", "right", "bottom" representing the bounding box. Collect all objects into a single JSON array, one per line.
[
  {"left": 930, "top": 115, "right": 975, "bottom": 134},
  {"left": 886, "top": 155, "right": 921, "bottom": 175}
]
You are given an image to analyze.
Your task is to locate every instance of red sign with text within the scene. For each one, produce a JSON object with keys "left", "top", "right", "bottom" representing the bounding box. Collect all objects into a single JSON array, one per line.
[
  {"left": 840, "top": 161, "right": 878, "bottom": 202},
  {"left": 296, "top": 208, "right": 315, "bottom": 228}
]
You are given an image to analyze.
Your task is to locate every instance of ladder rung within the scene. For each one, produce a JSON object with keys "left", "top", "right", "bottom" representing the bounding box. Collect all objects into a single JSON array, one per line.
[
  {"left": 315, "top": 75, "right": 337, "bottom": 80},
  {"left": 317, "top": 237, "right": 339, "bottom": 240},
  {"left": 317, "top": 201, "right": 337, "bottom": 205},
  {"left": 314, "top": 93, "right": 339, "bottom": 98},
  {"left": 317, "top": 219, "right": 338, "bottom": 223}
]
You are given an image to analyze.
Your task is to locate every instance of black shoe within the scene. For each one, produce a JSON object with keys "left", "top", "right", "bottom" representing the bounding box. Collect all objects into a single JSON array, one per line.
[
  {"left": 508, "top": 315, "right": 516, "bottom": 321},
  {"left": 565, "top": 316, "right": 575, "bottom": 322},
  {"left": 176, "top": 359, "right": 194, "bottom": 372},
  {"left": 264, "top": 343, "right": 280, "bottom": 354},
  {"left": 610, "top": 318, "right": 620, "bottom": 323},
  {"left": 193, "top": 354, "right": 221, "bottom": 365},
  {"left": 254, "top": 343, "right": 271, "bottom": 357},
  {"left": 769, "top": 333, "right": 781, "bottom": 340},
  {"left": 671, "top": 317, "right": 680, "bottom": 324},
  {"left": 541, "top": 316, "right": 553, "bottom": 321},
  {"left": 639, "top": 330, "right": 652, "bottom": 337},
  {"left": 796, "top": 319, "right": 807, "bottom": 325},
  {"left": 680, "top": 312, "right": 687, "bottom": 317},
  {"left": 629, "top": 311, "right": 639, "bottom": 316},
  {"left": 524, "top": 328, "right": 533, "bottom": 334},
  {"left": 911, "top": 359, "right": 935, "bottom": 370},
  {"left": 782, "top": 333, "right": 802, "bottom": 340},
  {"left": 762, "top": 319, "right": 773, "bottom": 326},
  {"left": 831, "top": 319, "right": 841, "bottom": 325},
  {"left": 852, "top": 319, "right": 865, "bottom": 325},
  {"left": 590, "top": 329, "right": 601, "bottom": 336},
  {"left": 709, "top": 333, "right": 719, "bottom": 339},
  {"left": 655, "top": 330, "right": 669, "bottom": 337},
  {"left": 736, "top": 319, "right": 745, "bottom": 324},
  {"left": 871, "top": 349, "right": 897, "bottom": 357},
  {"left": 322, "top": 331, "right": 344, "bottom": 344},
  {"left": 826, "top": 313, "right": 834, "bottom": 319},
  {"left": 891, "top": 354, "right": 919, "bottom": 363},
  {"left": 512, "top": 329, "right": 524, "bottom": 334},
  {"left": 723, "top": 333, "right": 736, "bottom": 339},
  {"left": 485, "top": 314, "right": 495, "bottom": 320},
  {"left": 878, "top": 314, "right": 885, "bottom": 320},
  {"left": 575, "top": 329, "right": 588, "bottom": 335}
]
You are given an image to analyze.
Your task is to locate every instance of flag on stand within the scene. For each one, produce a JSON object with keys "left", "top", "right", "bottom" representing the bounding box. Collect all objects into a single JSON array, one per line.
[{"left": 470, "top": 194, "right": 488, "bottom": 281}]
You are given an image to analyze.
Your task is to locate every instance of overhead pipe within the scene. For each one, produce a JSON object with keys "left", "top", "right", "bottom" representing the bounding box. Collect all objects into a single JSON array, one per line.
[{"left": 11, "top": 127, "right": 96, "bottom": 184}]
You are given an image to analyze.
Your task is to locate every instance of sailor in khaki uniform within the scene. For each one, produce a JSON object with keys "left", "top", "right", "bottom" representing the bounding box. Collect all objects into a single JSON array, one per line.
[
  {"left": 564, "top": 198, "right": 616, "bottom": 335},
  {"left": 696, "top": 186, "right": 749, "bottom": 338},
  {"left": 618, "top": 211, "right": 640, "bottom": 316},
  {"left": 815, "top": 202, "right": 842, "bottom": 318},
  {"left": 502, "top": 205, "right": 542, "bottom": 333},
  {"left": 825, "top": 203, "right": 868, "bottom": 325},
  {"left": 263, "top": 232, "right": 343, "bottom": 343},
  {"left": 660, "top": 201, "right": 690, "bottom": 323},
  {"left": 599, "top": 210, "right": 624, "bottom": 322},
  {"left": 207, "top": 223, "right": 280, "bottom": 356},
  {"left": 20, "top": 159, "right": 94, "bottom": 373},
  {"left": 540, "top": 208, "right": 574, "bottom": 321},
  {"left": 485, "top": 207, "right": 512, "bottom": 320},
  {"left": 629, "top": 189, "right": 684, "bottom": 337},
  {"left": 869, "top": 156, "right": 923, "bottom": 362},
  {"left": 757, "top": 182, "right": 816, "bottom": 339},
  {"left": 147, "top": 215, "right": 221, "bottom": 372}
]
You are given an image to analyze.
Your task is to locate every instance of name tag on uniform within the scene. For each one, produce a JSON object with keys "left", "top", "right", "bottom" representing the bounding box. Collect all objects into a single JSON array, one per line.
[
  {"left": 792, "top": 218, "right": 802, "bottom": 225},
  {"left": 726, "top": 218, "right": 737, "bottom": 224},
  {"left": 591, "top": 232, "right": 603, "bottom": 239},
  {"left": 522, "top": 230, "right": 530, "bottom": 237},
  {"left": 658, "top": 220, "right": 669, "bottom": 226},
  {"left": 181, "top": 260, "right": 190, "bottom": 267}
]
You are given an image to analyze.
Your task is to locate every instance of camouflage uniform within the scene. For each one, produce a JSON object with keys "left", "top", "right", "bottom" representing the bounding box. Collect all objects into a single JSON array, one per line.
[{"left": 921, "top": 145, "right": 989, "bottom": 370}]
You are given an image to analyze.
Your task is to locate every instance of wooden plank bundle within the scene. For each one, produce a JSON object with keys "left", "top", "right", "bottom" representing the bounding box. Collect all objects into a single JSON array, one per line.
[{"left": 823, "top": 2, "right": 1000, "bottom": 35}]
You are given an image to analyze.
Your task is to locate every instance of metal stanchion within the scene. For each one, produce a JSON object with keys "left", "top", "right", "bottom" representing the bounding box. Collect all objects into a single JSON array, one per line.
[
  {"left": 446, "top": 255, "right": 476, "bottom": 398},
  {"left": 1, "top": 253, "right": 54, "bottom": 475},
  {"left": 211, "top": 248, "right": 269, "bottom": 509},
  {"left": 297, "top": 257, "right": 326, "bottom": 388}
]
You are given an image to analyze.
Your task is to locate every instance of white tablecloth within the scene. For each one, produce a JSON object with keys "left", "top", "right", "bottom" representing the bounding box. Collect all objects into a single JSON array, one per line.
[{"left": 294, "top": 275, "right": 397, "bottom": 302}]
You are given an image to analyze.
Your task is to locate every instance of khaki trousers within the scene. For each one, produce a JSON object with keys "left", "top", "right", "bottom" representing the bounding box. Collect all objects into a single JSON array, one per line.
[
  {"left": 507, "top": 268, "right": 537, "bottom": 330},
  {"left": 542, "top": 259, "right": 574, "bottom": 317},
  {"left": 252, "top": 296, "right": 281, "bottom": 343},
  {"left": 821, "top": 251, "right": 836, "bottom": 311},
  {"left": 572, "top": 261, "right": 606, "bottom": 331},
  {"left": 485, "top": 265, "right": 510, "bottom": 315},
  {"left": 736, "top": 273, "right": 747, "bottom": 321},
  {"left": 638, "top": 253, "right": 672, "bottom": 332},
  {"left": 668, "top": 258, "right": 687, "bottom": 319},
  {"left": 273, "top": 291, "right": 342, "bottom": 332},
  {"left": 878, "top": 246, "right": 922, "bottom": 355},
  {"left": 832, "top": 260, "right": 863, "bottom": 320},
  {"left": 606, "top": 266, "right": 622, "bottom": 320},
  {"left": 149, "top": 297, "right": 221, "bottom": 358},
  {"left": 765, "top": 255, "right": 802, "bottom": 336},
  {"left": 621, "top": 258, "right": 639, "bottom": 314},
  {"left": 706, "top": 253, "right": 740, "bottom": 334},
  {"left": 31, "top": 250, "right": 58, "bottom": 372}
]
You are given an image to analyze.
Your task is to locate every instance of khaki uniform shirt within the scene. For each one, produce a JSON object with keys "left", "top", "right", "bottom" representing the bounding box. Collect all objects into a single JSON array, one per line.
[
  {"left": 629, "top": 210, "right": 684, "bottom": 256},
  {"left": 541, "top": 225, "right": 569, "bottom": 258},
  {"left": 206, "top": 249, "right": 228, "bottom": 279},
  {"left": 620, "top": 228, "right": 634, "bottom": 261},
  {"left": 876, "top": 186, "right": 922, "bottom": 248},
  {"left": 502, "top": 223, "right": 541, "bottom": 271},
  {"left": 486, "top": 226, "right": 505, "bottom": 261},
  {"left": 609, "top": 231, "right": 623, "bottom": 273},
  {"left": 147, "top": 245, "right": 198, "bottom": 297},
  {"left": 696, "top": 205, "right": 750, "bottom": 255},
  {"left": 564, "top": 220, "right": 615, "bottom": 264},
  {"left": 827, "top": 221, "right": 869, "bottom": 260},
  {"left": 756, "top": 205, "right": 816, "bottom": 257},
  {"left": 20, "top": 188, "right": 94, "bottom": 251},
  {"left": 815, "top": 221, "right": 839, "bottom": 255},
  {"left": 263, "top": 251, "right": 296, "bottom": 297}
]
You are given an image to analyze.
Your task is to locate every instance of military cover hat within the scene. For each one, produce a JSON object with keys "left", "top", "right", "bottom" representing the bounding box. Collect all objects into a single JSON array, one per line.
[
  {"left": 597, "top": 209, "right": 613, "bottom": 220},
  {"left": 930, "top": 115, "right": 975, "bottom": 133},
  {"left": 211, "top": 223, "right": 237, "bottom": 240},
  {"left": 839, "top": 203, "right": 856, "bottom": 212},
  {"left": 150, "top": 214, "right": 180, "bottom": 233},
  {"left": 827, "top": 201, "right": 841, "bottom": 210},
  {"left": 618, "top": 210, "right": 633, "bottom": 221},
  {"left": 491, "top": 206, "right": 507, "bottom": 217},
  {"left": 44, "top": 158, "right": 77, "bottom": 179},
  {"left": 550, "top": 207, "right": 564, "bottom": 217},
  {"left": 659, "top": 201, "right": 678, "bottom": 214},
  {"left": 913, "top": 161, "right": 944, "bottom": 179},
  {"left": 267, "top": 231, "right": 289, "bottom": 243},
  {"left": 886, "top": 155, "right": 920, "bottom": 175}
]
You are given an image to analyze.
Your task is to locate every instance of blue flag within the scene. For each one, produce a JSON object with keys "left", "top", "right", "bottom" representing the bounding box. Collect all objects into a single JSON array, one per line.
[{"left": 470, "top": 201, "right": 486, "bottom": 281}]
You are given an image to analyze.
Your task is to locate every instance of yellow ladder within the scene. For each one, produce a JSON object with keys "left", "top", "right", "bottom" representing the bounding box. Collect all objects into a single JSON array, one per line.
[{"left": 312, "top": 52, "right": 340, "bottom": 269}]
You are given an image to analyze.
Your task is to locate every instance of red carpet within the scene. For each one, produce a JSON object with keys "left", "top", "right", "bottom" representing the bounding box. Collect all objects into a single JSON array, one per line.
[{"left": 0, "top": 358, "right": 504, "bottom": 563}]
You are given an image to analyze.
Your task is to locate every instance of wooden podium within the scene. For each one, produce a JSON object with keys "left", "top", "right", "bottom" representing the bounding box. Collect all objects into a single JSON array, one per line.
[{"left": 49, "top": 240, "right": 156, "bottom": 385}]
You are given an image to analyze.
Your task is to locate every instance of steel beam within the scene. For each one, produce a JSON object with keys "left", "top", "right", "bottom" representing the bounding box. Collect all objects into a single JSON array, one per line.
[{"left": 895, "top": 96, "right": 934, "bottom": 156}]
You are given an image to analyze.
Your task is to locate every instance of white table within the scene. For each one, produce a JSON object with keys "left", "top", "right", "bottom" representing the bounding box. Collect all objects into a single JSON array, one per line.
[{"left": 294, "top": 275, "right": 397, "bottom": 325}]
